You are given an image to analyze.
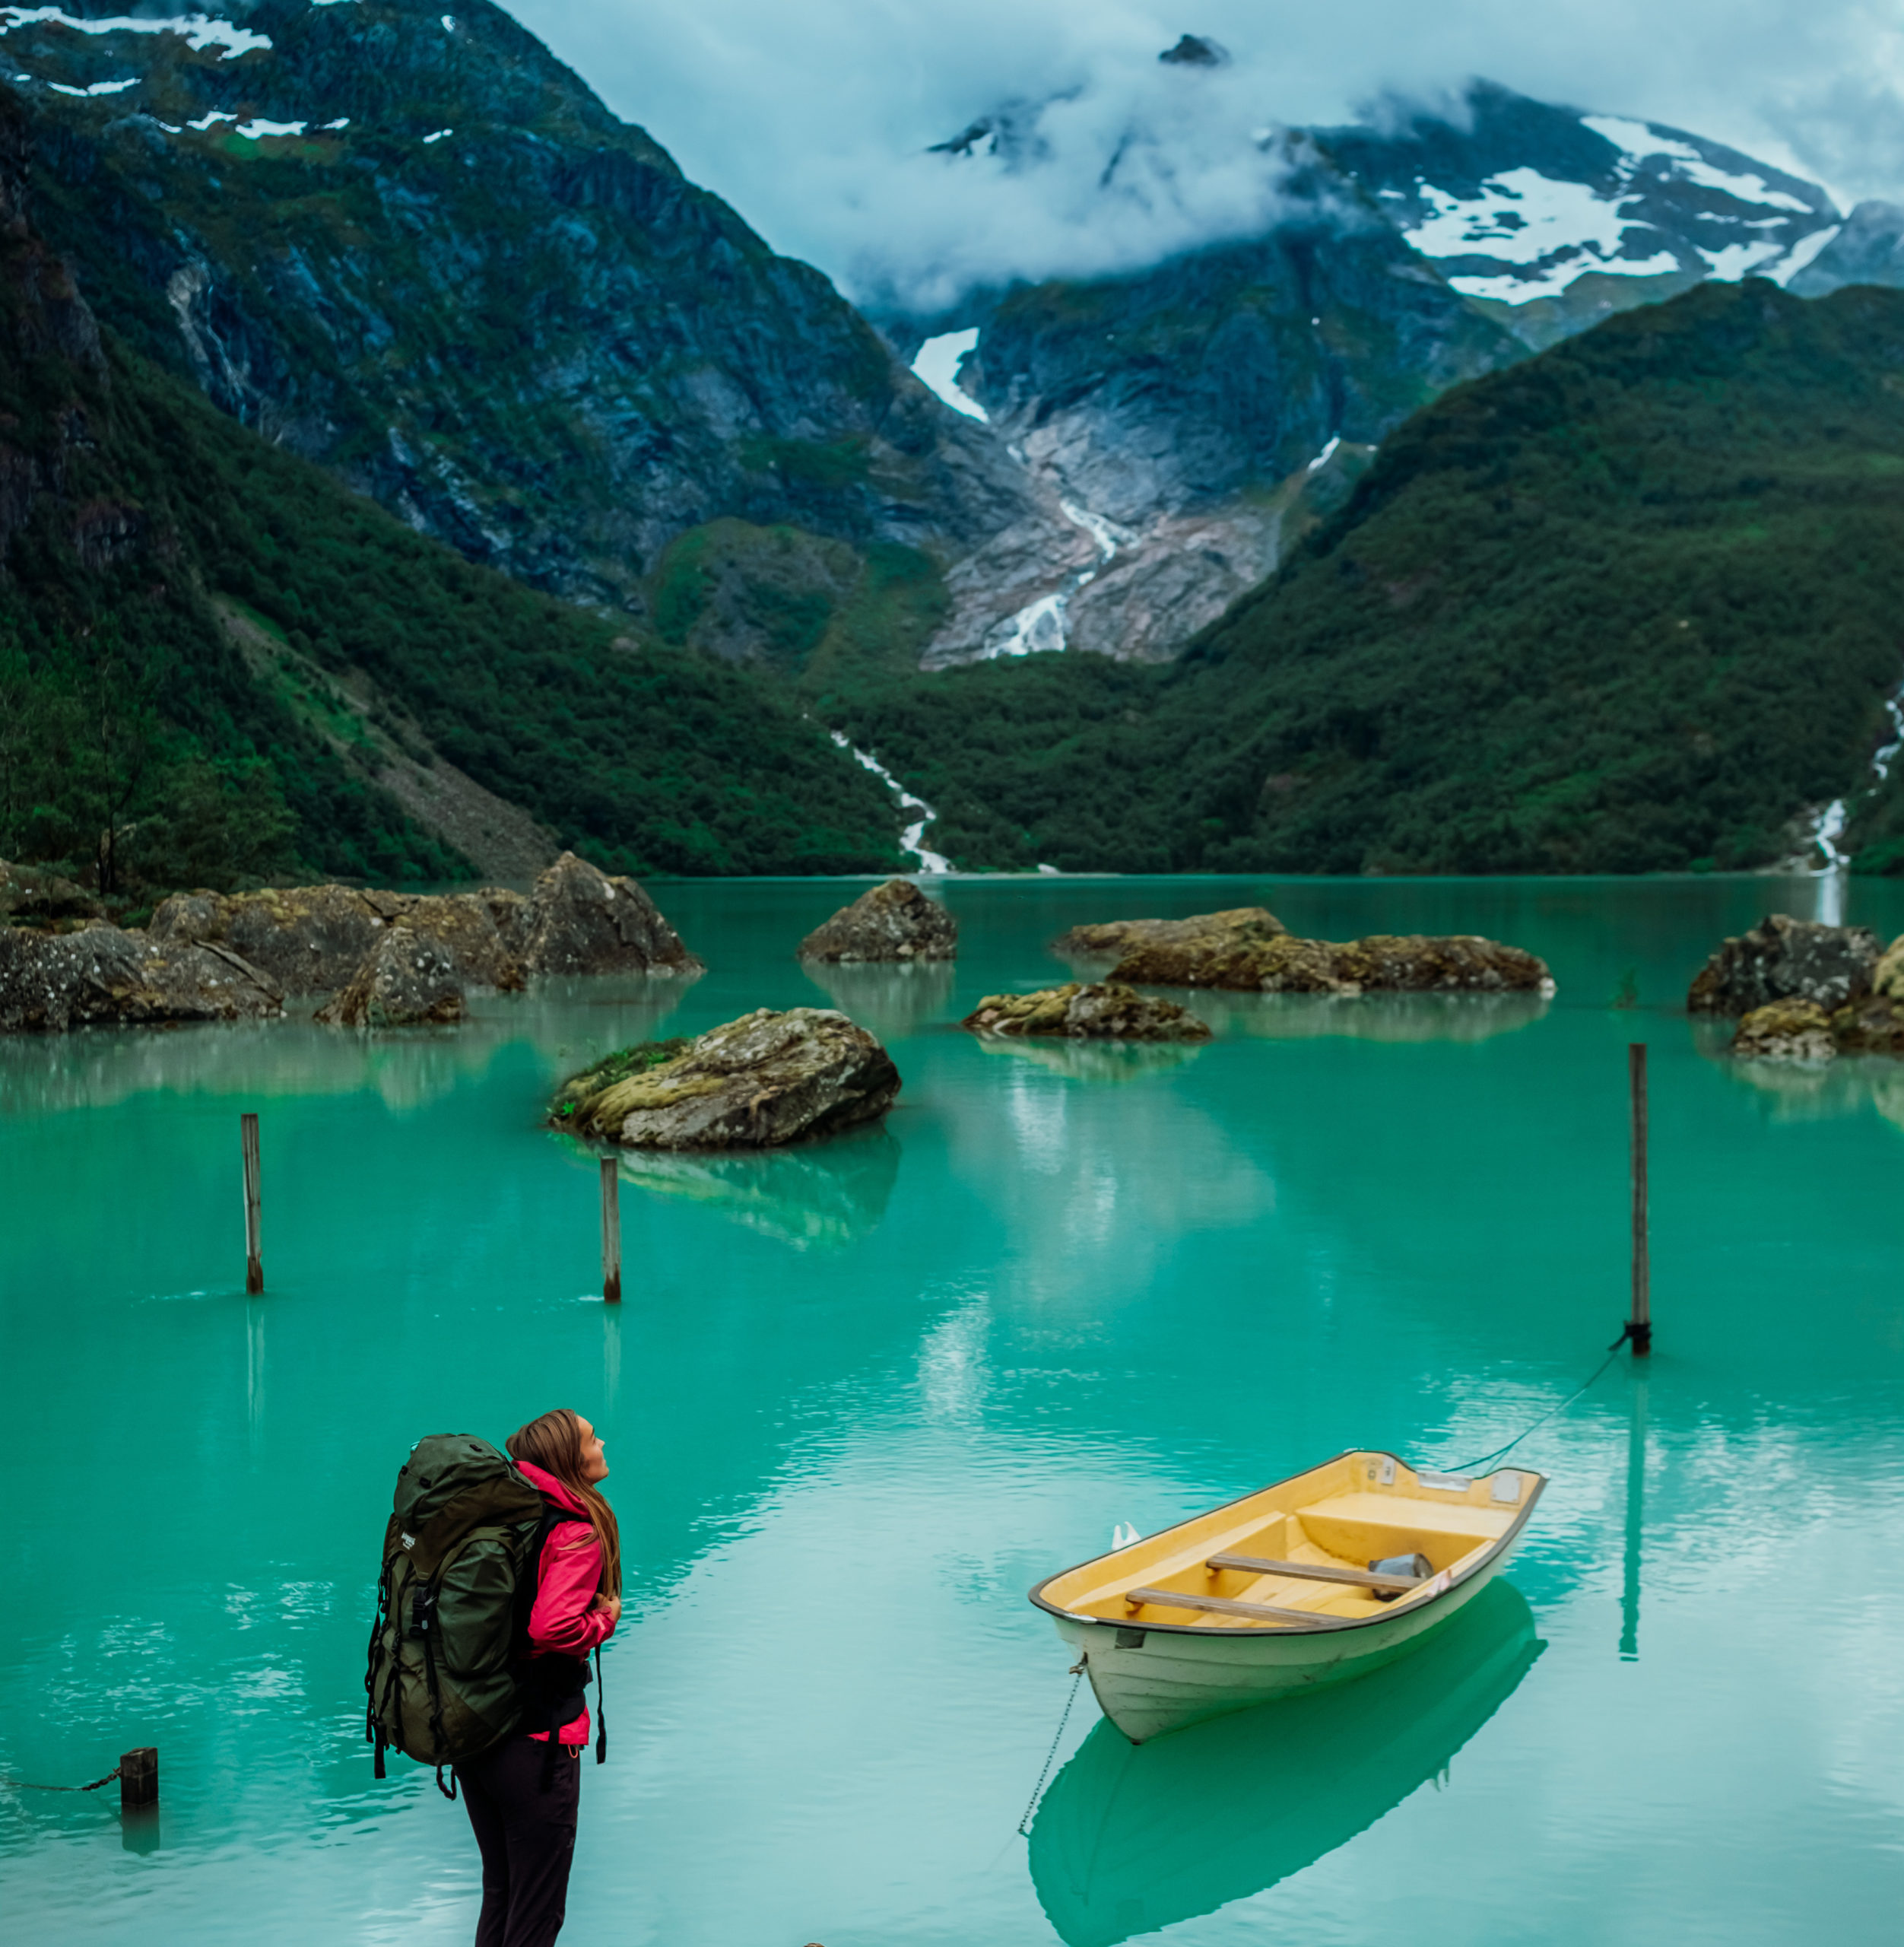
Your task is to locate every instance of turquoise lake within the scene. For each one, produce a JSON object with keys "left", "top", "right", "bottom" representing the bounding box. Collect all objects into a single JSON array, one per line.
[{"left": 3, "top": 874, "right": 1902, "bottom": 1945}]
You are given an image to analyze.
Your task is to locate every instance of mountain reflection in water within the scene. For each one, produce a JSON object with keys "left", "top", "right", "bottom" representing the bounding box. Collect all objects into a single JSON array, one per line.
[{"left": 1030, "top": 1582, "right": 1544, "bottom": 1947}]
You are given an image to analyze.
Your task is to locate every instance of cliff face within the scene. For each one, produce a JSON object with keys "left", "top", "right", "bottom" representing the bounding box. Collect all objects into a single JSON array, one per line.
[{"left": 4, "top": 0, "right": 1042, "bottom": 626}]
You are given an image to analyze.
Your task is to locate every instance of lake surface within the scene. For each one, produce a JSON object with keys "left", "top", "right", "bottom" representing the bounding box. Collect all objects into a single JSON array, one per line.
[{"left": 3, "top": 873, "right": 1902, "bottom": 1946}]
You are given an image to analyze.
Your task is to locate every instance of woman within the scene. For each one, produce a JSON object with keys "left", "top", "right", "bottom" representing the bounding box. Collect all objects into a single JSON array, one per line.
[{"left": 455, "top": 1409, "right": 621, "bottom": 1947}]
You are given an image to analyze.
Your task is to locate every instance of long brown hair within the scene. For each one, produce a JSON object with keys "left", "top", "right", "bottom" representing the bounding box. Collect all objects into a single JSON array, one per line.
[{"left": 506, "top": 1408, "right": 621, "bottom": 1597}]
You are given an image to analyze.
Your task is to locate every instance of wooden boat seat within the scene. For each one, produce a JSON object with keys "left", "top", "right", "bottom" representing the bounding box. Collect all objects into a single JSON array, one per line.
[
  {"left": 1206, "top": 1552, "right": 1424, "bottom": 1594},
  {"left": 1124, "top": 1587, "right": 1361, "bottom": 1630}
]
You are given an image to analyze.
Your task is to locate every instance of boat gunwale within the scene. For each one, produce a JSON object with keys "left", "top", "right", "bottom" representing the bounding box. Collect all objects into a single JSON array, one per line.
[{"left": 1027, "top": 1448, "right": 1546, "bottom": 1640}]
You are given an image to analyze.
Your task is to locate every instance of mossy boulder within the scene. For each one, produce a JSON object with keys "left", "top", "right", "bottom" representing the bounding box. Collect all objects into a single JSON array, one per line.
[
  {"left": 0, "top": 859, "right": 105, "bottom": 929},
  {"left": 550, "top": 1008, "right": 899, "bottom": 1149},
  {"left": 1732, "top": 999, "right": 1836, "bottom": 1062},
  {"left": 1689, "top": 913, "right": 1881, "bottom": 1015},
  {"left": 1053, "top": 907, "right": 1286, "bottom": 960},
  {"left": 961, "top": 982, "right": 1212, "bottom": 1041},
  {"left": 798, "top": 878, "right": 957, "bottom": 963},
  {"left": 1109, "top": 929, "right": 1551, "bottom": 994}
]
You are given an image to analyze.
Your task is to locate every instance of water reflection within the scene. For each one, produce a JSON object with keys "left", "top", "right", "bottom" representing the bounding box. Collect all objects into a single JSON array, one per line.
[
  {"left": 599, "top": 1127, "right": 902, "bottom": 1250},
  {"left": 799, "top": 960, "right": 955, "bottom": 1040},
  {"left": 0, "top": 978, "right": 694, "bottom": 1116},
  {"left": 1622, "top": 1373, "right": 1648, "bottom": 1660},
  {"left": 1030, "top": 1582, "right": 1543, "bottom": 1947},
  {"left": 1716, "top": 1053, "right": 1904, "bottom": 1131},
  {"left": 1182, "top": 989, "right": 1550, "bottom": 1043},
  {"left": 970, "top": 1037, "right": 1204, "bottom": 1084}
]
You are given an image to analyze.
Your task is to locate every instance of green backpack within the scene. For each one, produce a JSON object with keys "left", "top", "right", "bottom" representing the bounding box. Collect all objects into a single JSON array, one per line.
[{"left": 363, "top": 1434, "right": 591, "bottom": 1794}]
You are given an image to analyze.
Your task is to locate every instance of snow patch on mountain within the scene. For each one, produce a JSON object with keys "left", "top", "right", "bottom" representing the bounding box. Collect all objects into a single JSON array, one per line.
[
  {"left": 0, "top": 11, "right": 271, "bottom": 59},
  {"left": 911, "top": 329, "right": 988, "bottom": 421}
]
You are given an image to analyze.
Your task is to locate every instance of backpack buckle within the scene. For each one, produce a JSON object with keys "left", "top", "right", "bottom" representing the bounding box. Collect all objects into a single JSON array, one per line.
[{"left": 409, "top": 1588, "right": 437, "bottom": 1636}]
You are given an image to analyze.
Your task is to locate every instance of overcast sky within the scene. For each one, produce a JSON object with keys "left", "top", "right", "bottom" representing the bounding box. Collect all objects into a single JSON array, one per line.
[{"left": 503, "top": 0, "right": 1904, "bottom": 307}]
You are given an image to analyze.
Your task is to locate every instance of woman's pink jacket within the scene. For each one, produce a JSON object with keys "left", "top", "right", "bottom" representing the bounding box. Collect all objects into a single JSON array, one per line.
[{"left": 515, "top": 1459, "right": 616, "bottom": 1745}]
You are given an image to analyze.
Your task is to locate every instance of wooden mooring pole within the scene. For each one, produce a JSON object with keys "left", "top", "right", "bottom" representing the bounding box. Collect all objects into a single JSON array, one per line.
[
  {"left": 120, "top": 1746, "right": 158, "bottom": 1809},
  {"left": 1627, "top": 1044, "right": 1652, "bottom": 1355},
  {"left": 240, "top": 1113, "right": 263, "bottom": 1296},
  {"left": 600, "top": 1156, "right": 621, "bottom": 1304}
]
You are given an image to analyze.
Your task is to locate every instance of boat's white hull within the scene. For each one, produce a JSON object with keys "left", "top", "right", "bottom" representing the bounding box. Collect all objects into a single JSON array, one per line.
[{"left": 1055, "top": 1540, "right": 1520, "bottom": 1743}]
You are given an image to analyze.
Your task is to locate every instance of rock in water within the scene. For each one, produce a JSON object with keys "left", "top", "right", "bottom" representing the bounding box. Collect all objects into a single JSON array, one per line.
[
  {"left": 1873, "top": 935, "right": 1904, "bottom": 1002},
  {"left": 1829, "top": 996, "right": 1904, "bottom": 1056},
  {"left": 1109, "top": 929, "right": 1551, "bottom": 994},
  {"left": 961, "top": 982, "right": 1212, "bottom": 1041},
  {"left": 551, "top": 1009, "right": 898, "bottom": 1149},
  {"left": 1052, "top": 907, "right": 1287, "bottom": 958},
  {"left": 522, "top": 853, "right": 701, "bottom": 977},
  {"left": 1688, "top": 913, "right": 1881, "bottom": 1015},
  {"left": 315, "top": 932, "right": 467, "bottom": 1028},
  {"left": 147, "top": 853, "right": 696, "bottom": 992},
  {"left": 0, "top": 922, "right": 282, "bottom": 1032},
  {"left": 1732, "top": 1000, "right": 1837, "bottom": 1062},
  {"left": 798, "top": 880, "right": 957, "bottom": 963}
]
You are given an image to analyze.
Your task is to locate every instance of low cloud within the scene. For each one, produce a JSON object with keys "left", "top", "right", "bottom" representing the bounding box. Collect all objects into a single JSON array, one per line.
[{"left": 503, "top": 0, "right": 1904, "bottom": 309}]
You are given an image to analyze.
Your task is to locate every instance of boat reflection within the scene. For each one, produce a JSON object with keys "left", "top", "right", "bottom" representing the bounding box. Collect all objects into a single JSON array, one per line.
[
  {"left": 801, "top": 959, "right": 955, "bottom": 1040},
  {"left": 1029, "top": 1580, "right": 1544, "bottom": 1947},
  {"left": 593, "top": 1125, "right": 902, "bottom": 1250}
]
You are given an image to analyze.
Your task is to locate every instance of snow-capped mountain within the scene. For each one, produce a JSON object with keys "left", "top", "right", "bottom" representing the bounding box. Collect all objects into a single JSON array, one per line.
[
  {"left": 1322, "top": 82, "right": 1842, "bottom": 346},
  {"left": 890, "top": 68, "right": 1852, "bottom": 664}
]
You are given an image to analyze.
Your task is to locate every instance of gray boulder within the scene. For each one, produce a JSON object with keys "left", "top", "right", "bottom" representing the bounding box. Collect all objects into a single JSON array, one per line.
[
  {"left": 961, "top": 981, "right": 1212, "bottom": 1041},
  {"left": 798, "top": 879, "right": 957, "bottom": 963},
  {"left": 1687, "top": 913, "right": 1881, "bottom": 1015},
  {"left": 521, "top": 852, "right": 700, "bottom": 977},
  {"left": 0, "top": 859, "right": 104, "bottom": 928},
  {"left": 551, "top": 1008, "right": 899, "bottom": 1149},
  {"left": 315, "top": 930, "right": 467, "bottom": 1028},
  {"left": 0, "top": 922, "right": 283, "bottom": 1032}
]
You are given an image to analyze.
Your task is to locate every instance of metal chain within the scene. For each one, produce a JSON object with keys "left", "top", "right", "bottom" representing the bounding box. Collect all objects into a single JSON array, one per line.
[
  {"left": 2, "top": 1764, "right": 122, "bottom": 1793},
  {"left": 1017, "top": 1666, "right": 1084, "bottom": 1837}
]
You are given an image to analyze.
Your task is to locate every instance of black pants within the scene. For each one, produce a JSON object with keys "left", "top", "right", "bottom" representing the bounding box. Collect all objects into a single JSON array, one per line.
[{"left": 456, "top": 1736, "right": 581, "bottom": 1947}]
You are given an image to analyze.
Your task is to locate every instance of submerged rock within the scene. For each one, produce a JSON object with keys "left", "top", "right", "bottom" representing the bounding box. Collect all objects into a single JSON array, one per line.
[
  {"left": 315, "top": 931, "right": 467, "bottom": 1028},
  {"left": 1732, "top": 999, "right": 1837, "bottom": 1062},
  {"left": 0, "top": 859, "right": 105, "bottom": 929},
  {"left": 1111, "top": 929, "right": 1551, "bottom": 995},
  {"left": 962, "top": 982, "right": 1212, "bottom": 1041},
  {"left": 148, "top": 852, "right": 696, "bottom": 994},
  {"left": 1687, "top": 913, "right": 1881, "bottom": 1015},
  {"left": 798, "top": 878, "right": 957, "bottom": 963},
  {"left": 550, "top": 1008, "right": 899, "bottom": 1149},
  {"left": 0, "top": 921, "right": 282, "bottom": 1032},
  {"left": 1053, "top": 907, "right": 1287, "bottom": 960}
]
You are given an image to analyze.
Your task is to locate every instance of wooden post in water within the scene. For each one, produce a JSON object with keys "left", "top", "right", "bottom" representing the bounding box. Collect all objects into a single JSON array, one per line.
[
  {"left": 1627, "top": 1044, "right": 1652, "bottom": 1355},
  {"left": 120, "top": 1746, "right": 158, "bottom": 1809},
  {"left": 240, "top": 1113, "right": 263, "bottom": 1296},
  {"left": 600, "top": 1156, "right": 621, "bottom": 1304}
]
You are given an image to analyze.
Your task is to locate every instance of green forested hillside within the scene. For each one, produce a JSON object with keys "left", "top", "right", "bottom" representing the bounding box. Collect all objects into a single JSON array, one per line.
[
  {"left": 827, "top": 280, "right": 1904, "bottom": 875},
  {"left": 0, "top": 95, "right": 902, "bottom": 900}
]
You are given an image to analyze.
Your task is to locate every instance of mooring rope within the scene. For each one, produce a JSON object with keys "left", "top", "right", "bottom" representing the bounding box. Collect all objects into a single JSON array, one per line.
[
  {"left": 1441, "top": 1326, "right": 1636, "bottom": 1475},
  {"left": 1016, "top": 1666, "right": 1084, "bottom": 1837},
  {"left": 1, "top": 1764, "right": 122, "bottom": 1793}
]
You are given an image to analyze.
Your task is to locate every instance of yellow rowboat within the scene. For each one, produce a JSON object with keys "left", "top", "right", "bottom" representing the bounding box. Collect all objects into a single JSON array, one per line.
[{"left": 1029, "top": 1450, "right": 1545, "bottom": 1743}]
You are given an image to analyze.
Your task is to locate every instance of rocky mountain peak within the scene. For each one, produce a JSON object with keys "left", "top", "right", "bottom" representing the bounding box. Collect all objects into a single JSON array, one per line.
[{"left": 1158, "top": 34, "right": 1229, "bottom": 68}]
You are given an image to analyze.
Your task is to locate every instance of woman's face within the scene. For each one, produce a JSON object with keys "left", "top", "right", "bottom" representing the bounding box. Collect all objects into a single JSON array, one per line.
[{"left": 575, "top": 1415, "right": 609, "bottom": 1484}]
